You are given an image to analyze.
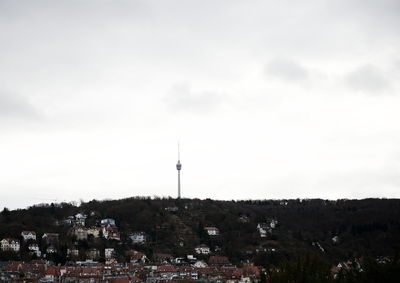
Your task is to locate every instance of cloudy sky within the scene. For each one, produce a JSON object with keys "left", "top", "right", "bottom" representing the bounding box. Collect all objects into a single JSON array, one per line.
[{"left": 1, "top": 0, "right": 400, "bottom": 209}]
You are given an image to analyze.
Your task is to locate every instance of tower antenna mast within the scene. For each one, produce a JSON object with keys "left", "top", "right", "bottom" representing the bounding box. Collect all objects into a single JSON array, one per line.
[{"left": 176, "top": 142, "right": 182, "bottom": 199}]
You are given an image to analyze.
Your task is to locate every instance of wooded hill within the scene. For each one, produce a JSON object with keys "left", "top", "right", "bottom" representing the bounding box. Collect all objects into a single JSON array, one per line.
[{"left": 0, "top": 197, "right": 399, "bottom": 267}]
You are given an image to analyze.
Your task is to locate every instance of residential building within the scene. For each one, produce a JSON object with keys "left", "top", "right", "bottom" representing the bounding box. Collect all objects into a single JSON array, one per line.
[
  {"left": 87, "top": 227, "right": 101, "bottom": 238},
  {"left": 195, "top": 244, "right": 211, "bottom": 255},
  {"left": 257, "top": 223, "right": 271, "bottom": 237},
  {"left": 67, "top": 248, "right": 79, "bottom": 257},
  {"left": 102, "top": 227, "right": 120, "bottom": 241},
  {"left": 46, "top": 246, "right": 57, "bottom": 254},
  {"left": 101, "top": 218, "right": 116, "bottom": 227},
  {"left": 21, "top": 231, "right": 36, "bottom": 241},
  {"left": 71, "top": 226, "right": 88, "bottom": 240},
  {"left": 130, "top": 250, "right": 148, "bottom": 263},
  {"left": 204, "top": 227, "right": 219, "bottom": 236},
  {"left": 86, "top": 248, "right": 100, "bottom": 260},
  {"left": 105, "top": 248, "right": 115, "bottom": 259},
  {"left": 28, "top": 243, "right": 41, "bottom": 257},
  {"left": 129, "top": 232, "right": 147, "bottom": 244},
  {"left": 1, "top": 238, "right": 20, "bottom": 252}
]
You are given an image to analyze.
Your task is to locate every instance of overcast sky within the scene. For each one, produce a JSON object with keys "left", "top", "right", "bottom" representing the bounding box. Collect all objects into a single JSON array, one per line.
[{"left": 1, "top": 0, "right": 400, "bottom": 209}]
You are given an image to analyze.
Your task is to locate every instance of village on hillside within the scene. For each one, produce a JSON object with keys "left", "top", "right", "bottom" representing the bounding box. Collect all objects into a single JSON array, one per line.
[
  {"left": 0, "top": 209, "right": 280, "bottom": 282},
  {"left": 0, "top": 198, "right": 399, "bottom": 282}
]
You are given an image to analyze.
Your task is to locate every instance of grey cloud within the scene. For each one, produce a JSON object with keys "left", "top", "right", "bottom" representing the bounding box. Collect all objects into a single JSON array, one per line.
[
  {"left": 265, "top": 59, "right": 309, "bottom": 82},
  {"left": 164, "top": 83, "right": 223, "bottom": 114},
  {"left": 0, "top": 91, "right": 39, "bottom": 120},
  {"left": 316, "top": 166, "right": 400, "bottom": 198},
  {"left": 344, "top": 65, "right": 391, "bottom": 94},
  {"left": 338, "top": 0, "right": 400, "bottom": 37},
  {"left": 393, "top": 60, "right": 400, "bottom": 71}
]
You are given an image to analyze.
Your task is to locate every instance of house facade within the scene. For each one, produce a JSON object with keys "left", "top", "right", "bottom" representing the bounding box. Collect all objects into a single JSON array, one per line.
[
  {"left": 21, "top": 231, "right": 36, "bottom": 241},
  {"left": 129, "top": 232, "right": 147, "bottom": 244},
  {"left": 195, "top": 244, "right": 211, "bottom": 255},
  {"left": 102, "top": 227, "right": 121, "bottom": 241},
  {"left": 86, "top": 227, "right": 101, "bottom": 238},
  {"left": 71, "top": 227, "right": 88, "bottom": 240},
  {"left": 101, "top": 218, "right": 116, "bottom": 227},
  {"left": 204, "top": 227, "right": 219, "bottom": 236},
  {"left": 1, "top": 238, "right": 20, "bottom": 252},
  {"left": 86, "top": 248, "right": 100, "bottom": 260},
  {"left": 28, "top": 243, "right": 41, "bottom": 257},
  {"left": 257, "top": 223, "right": 271, "bottom": 237},
  {"left": 46, "top": 246, "right": 57, "bottom": 254},
  {"left": 105, "top": 248, "right": 115, "bottom": 259}
]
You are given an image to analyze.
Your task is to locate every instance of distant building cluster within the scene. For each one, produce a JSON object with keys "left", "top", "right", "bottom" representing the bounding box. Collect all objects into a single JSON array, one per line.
[
  {"left": 0, "top": 208, "right": 283, "bottom": 282},
  {"left": 0, "top": 256, "right": 261, "bottom": 282},
  {"left": 1, "top": 211, "right": 149, "bottom": 262},
  {"left": 257, "top": 218, "right": 278, "bottom": 238}
]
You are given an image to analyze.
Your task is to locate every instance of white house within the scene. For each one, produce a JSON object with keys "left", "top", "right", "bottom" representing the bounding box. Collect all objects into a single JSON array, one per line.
[
  {"left": 21, "top": 231, "right": 36, "bottom": 241},
  {"left": 257, "top": 223, "right": 271, "bottom": 237},
  {"left": 129, "top": 232, "right": 147, "bottom": 244},
  {"left": 193, "top": 260, "right": 208, "bottom": 268},
  {"left": 195, "top": 244, "right": 211, "bottom": 255},
  {"left": 75, "top": 213, "right": 87, "bottom": 226},
  {"left": 105, "top": 248, "right": 115, "bottom": 259},
  {"left": 165, "top": 206, "right": 179, "bottom": 212},
  {"left": 269, "top": 219, "right": 278, "bottom": 229},
  {"left": 204, "top": 227, "right": 219, "bottom": 236},
  {"left": 187, "top": 254, "right": 197, "bottom": 263},
  {"left": 157, "top": 265, "right": 179, "bottom": 280},
  {"left": 1, "top": 238, "right": 20, "bottom": 252},
  {"left": 28, "top": 243, "right": 41, "bottom": 257},
  {"left": 101, "top": 218, "right": 116, "bottom": 227},
  {"left": 46, "top": 246, "right": 57, "bottom": 254},
  {"left": 75, "top": 213, "right": 87, "bottom": 220}
]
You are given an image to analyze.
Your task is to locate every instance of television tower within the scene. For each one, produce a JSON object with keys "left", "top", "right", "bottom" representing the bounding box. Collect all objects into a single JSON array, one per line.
[{"left": 176, "top": 142, "right": 182, "bottom": 199}]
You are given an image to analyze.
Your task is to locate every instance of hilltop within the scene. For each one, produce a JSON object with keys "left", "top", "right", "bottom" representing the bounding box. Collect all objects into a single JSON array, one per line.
[{"left": 0, "top": 197, "right": 399, "bottom": 267}]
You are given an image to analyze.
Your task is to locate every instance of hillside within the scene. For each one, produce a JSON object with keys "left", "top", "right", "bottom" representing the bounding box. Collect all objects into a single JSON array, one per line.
[{"left": 0, "top": 197, "right": 399, "bottom": 267}]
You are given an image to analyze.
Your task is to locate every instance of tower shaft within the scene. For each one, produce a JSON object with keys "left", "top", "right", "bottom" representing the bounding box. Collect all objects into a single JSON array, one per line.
[{"left": 178, "top": 170, "right": 181, "bottom": 199}]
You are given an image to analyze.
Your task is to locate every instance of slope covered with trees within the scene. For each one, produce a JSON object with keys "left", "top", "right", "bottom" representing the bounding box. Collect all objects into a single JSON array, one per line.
[{"left": 0, "top": 197, "right": 399, "bottom": 268}]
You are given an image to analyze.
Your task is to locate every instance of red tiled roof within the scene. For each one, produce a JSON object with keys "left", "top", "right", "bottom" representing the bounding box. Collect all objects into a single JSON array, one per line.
[
  {"left": 45, "top": 266, "right": 61, "bottom": 276},
  {"left": 179, "top": 266, "right": 194, "bottom": 272},
  {"left": 4, "top": 261, "right": 24, "bottom": 272},
  {"left": 158, "top": 265, "right": 178, "bottom": 272},
  {"left": 131, "top": 251, "right": 145, "bottom": 260},
  {"left": 106, "top": 278, "right": 130, "bottom": 283},
  {"left": 242, "top": 264, "right": 260, "bottom": 276}
]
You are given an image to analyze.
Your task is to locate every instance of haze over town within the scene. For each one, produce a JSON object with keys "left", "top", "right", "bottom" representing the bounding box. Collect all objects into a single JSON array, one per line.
[{"left": 1, "top": 0, "right": 400, "bottom": 209}]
